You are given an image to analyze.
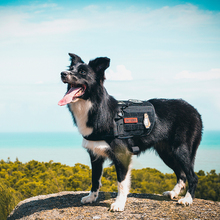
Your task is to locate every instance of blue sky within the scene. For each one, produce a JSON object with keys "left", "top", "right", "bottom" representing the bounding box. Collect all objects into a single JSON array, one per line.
[{"left": 0, "top": 0, "right": 220, "bottom": 132}]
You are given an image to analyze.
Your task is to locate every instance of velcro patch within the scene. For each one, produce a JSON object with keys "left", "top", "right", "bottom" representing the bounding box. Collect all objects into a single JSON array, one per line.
[{"left": 124, "top": 118, "right": 138, "bottom": 123}]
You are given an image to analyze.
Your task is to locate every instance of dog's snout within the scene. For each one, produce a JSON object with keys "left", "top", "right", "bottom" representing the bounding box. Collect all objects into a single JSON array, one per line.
[
  {"left": 60, "top": 70, "right": 78, "bottom": 83},
  {"left": 61, "top": 71, "right": 68, "bottom": 78}
]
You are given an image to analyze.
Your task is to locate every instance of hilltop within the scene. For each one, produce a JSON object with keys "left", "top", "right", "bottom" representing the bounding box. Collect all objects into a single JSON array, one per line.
[{"left": 8, "top": 191, "right": 220, "bottom": 220}]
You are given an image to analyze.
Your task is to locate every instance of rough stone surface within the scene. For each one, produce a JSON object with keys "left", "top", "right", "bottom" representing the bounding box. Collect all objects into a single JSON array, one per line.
[{"left": 8, "top": 191, "right": 220, "bottom": 220}]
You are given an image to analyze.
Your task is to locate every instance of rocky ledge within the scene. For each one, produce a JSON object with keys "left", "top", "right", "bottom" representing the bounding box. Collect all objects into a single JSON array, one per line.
[{"left": 8, "top": 191, "right": 220, "bottom": 220}]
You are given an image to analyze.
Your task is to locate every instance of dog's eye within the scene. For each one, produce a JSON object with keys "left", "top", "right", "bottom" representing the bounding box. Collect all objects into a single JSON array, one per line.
[{"left": 79, "top": 69, "right": 86, "bottom": 75}]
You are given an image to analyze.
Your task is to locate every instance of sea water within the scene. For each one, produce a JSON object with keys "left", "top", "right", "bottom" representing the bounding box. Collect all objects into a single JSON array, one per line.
[{"left": 0, "top": 131, "right": 219, "bottom": 174}]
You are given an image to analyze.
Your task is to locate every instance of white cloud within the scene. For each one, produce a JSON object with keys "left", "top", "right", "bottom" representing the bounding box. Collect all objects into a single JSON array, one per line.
[
  {"left": 175, "top": 69, "right": 220, "bottom": 80},
  {"left": 0, "top": 4, "right": 89, "bottom": 40},
  {"left": 0, "top": 16, "right": 87, "bottom": 38},
  {"left": 80, "top": 4, "right": 219, "bottom": 32},
  {"left": 1, "top": 3, "right": 219, "bottom": 40},
  {"left": 106, "top": 65, "right": 133, "bottom": 81},
  {"left": 144, "top": 4, "right": 214, "bottom": 29}
]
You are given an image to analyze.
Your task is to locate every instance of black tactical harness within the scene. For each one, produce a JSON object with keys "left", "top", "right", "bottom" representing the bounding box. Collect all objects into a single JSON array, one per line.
[
  {"left": 114, "top": 100, "right": 155, "bottom": 138},
  {"left": 84, "top": 99, "right": 156, "bottom": 154}
]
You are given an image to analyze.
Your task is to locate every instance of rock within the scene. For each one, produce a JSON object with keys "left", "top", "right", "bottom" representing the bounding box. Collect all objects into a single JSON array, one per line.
[{"left": 8, "top": 191, "right": 220, "bottom": 220}]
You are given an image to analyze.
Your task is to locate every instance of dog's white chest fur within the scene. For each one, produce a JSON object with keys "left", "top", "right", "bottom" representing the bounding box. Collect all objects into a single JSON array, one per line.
[
  {"left": 69, "top": 100, "right": 93, "bottom": 136},
  {"left": 82, "top": 138, "right": 110, "bottom": 158},
  {"left": 69, "top": 99, "right": 110, "bottom": 158}
]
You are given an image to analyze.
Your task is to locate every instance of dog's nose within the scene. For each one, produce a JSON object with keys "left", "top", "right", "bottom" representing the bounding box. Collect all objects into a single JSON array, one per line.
[{"left": 61, "top": 71, "right": 68, "bottom": 77}]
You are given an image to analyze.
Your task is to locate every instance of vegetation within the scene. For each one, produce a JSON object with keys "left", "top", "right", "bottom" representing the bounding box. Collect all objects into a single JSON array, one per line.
[
  {"left": 0, "top": 181, "right": 20, "bottom": 220},
  {"left": 0, "top": 159, "right": 219, "bottom": 219}
]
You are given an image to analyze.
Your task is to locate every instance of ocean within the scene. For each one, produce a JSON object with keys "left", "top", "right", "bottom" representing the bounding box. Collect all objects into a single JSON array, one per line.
[{"left": 0, "top": 131, "right": 219, "bottom": 174}]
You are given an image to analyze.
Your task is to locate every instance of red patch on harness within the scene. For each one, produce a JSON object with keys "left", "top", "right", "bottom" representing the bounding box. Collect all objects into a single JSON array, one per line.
[{"left": 124, "top": 118, "right": 138, "bottom": 123}]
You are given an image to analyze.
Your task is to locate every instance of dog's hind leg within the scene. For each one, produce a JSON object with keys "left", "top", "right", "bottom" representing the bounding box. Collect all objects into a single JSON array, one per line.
[
  {"left": 177, "top": 134, "right": 201, "bottom": 205},
  {"left": 81, "top": 151, "right": 105, "bottom": 204},
  {"left": 110, "top": 151, "right": 132, "bottom": 211},
  {"left": 155, "top": 146, "right": 187, "bottom": 199},
  {"left": 173, "top": 145, "right": 198, "bottom": 206},
  {"left": 163, "top": 176, "right": 186, "bottom": 199},
  {"left": 177, "top": 167, "right": 198, "bottom": 205},
  {"left": 177, "top": 168, "right": 198, "bottom": 206}
]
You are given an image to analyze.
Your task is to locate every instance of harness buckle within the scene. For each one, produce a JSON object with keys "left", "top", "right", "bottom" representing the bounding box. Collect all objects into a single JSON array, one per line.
[{"left": 132, "top": 146, "right": 140, "bottom": 155}]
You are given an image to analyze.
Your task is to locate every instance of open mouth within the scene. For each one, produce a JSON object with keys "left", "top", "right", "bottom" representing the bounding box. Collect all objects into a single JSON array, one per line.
[{"left": 58, "top": 84, "right": 86, "bottom": 106}]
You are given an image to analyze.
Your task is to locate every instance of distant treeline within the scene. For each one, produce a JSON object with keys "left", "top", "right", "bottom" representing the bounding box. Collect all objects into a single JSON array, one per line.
[{"left": 0, "top": 159, "right": 220, "bottom": 219}]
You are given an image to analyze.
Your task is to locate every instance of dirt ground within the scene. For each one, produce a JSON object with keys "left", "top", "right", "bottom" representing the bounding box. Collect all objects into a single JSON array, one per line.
[{"left": 8, "top": 191, "right": 220, "bottom": 220}]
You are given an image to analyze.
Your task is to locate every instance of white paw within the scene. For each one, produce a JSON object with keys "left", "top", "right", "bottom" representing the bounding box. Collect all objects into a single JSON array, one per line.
[
  {"left": 110, "top": 201, "right": 125, "bottom": 212},
  {"left": 81, "top": 191, "right": 98, "bottom": 204},
  {"left": 178, "top": 192, "right": 193, "bottom": 206},
  {"left": 163, "top": 191, "right": 178, "bottom": 199}
]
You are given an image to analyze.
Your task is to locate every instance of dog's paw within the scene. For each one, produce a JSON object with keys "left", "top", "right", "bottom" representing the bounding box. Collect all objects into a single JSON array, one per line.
[
  {"left": 163, "top": 190, "right": 178, "bottom": 199},
  {"left": 110, "top": 201, "right": 125, "bottom": 212},
  {"left": 178, "top": 192, "right": 193, "bottom": 206},
  {"left": 81, "top": 191, "right": 98, "bottom": 204}
]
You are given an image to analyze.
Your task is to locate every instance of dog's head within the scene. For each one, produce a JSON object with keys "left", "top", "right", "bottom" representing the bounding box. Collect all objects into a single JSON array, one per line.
[{"left": 58, "top": 53, "right": 110, "bottom": 106}]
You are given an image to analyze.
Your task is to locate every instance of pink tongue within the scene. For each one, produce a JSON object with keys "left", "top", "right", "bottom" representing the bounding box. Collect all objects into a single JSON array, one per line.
[{"left": 58, "top": 87, "right": 81, "bottom": 106}]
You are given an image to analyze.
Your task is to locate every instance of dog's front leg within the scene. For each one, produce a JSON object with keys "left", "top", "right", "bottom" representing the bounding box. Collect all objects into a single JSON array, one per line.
[
  {"left": 110, "top": 155, "right": 132, "bottom": 212},
  {"left": 81, "top": 151, "right": 105, "bottom": 204}
]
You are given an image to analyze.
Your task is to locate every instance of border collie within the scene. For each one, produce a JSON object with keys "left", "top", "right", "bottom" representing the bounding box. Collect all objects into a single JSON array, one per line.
[{"left": 58, "top": 53, "right": 202, "bottom": 211}]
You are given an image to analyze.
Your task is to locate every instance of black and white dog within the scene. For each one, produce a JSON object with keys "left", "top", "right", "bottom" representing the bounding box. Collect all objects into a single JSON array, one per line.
[{"left": 58, "top": 53, "right": 202, "bottom": 211}]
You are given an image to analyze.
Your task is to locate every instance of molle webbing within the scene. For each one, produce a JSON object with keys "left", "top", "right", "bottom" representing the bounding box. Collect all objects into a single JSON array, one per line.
[
  {"left": 114, "top": 100, "right": 155, "bottom": 139},
  {"left": 83, "top": 100, "right": 155, "bottom": 142}
]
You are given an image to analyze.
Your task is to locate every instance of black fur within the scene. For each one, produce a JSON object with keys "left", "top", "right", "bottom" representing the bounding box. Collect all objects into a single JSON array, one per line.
[{"left": 60, "top": 53, "right": 203, "bottom": 210}]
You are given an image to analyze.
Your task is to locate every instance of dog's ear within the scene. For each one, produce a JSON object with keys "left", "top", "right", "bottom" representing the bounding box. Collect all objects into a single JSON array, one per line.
[
  {"left": 68, "top": 53, "right": 84, "bottom": 65},
  {"left": 88, "top": 57, "right": 110, "bottom": 81}
]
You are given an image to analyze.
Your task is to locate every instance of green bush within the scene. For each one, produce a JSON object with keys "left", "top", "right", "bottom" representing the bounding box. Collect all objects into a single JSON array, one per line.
[
  {"left": 0, "top": 159, "right": 219, "bottom": 219},
  {"left": 196, "top": 169, "right": 220, "bottom": 201},
  {"left": 0, "top": 180, "right": 20, "bottom": 220}
]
